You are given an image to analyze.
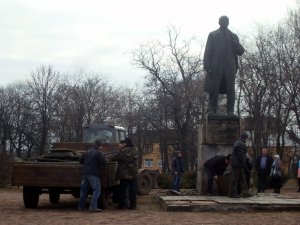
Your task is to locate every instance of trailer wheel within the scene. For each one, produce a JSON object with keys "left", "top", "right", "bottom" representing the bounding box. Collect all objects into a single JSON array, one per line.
[
  {"left": 23, "top": 186, "right": 40, "bottom": 208},
  {"left": 137, "top": 173, "right": 152, "bottom": 195},
  {"left": 97, "top": 188, "right": 107, "bottom": 209},
  {"left": 49, "top": 189, "right": 60, "bottom": 203},
  {"left": 71, "top": 189, "right": 80, "bottom": 198}
]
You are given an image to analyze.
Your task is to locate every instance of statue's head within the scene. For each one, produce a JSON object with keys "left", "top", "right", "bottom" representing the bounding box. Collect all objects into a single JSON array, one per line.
[{"left": 219, "top": 15, "right": 229, "bottom": 28}]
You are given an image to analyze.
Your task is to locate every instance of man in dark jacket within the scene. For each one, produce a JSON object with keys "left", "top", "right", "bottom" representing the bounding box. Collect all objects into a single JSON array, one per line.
[
  {"left": 203, "top": 15, "right": 245, "bottom": 114},
  {"left": 108, "top": 137, "right": 138, "bottom": 210},
  {"left": 172, "top": 151, "right": 184, "bottom": 192},
  {"left": 78, "top": 139, "right": 107, "bottom": 212},
  {"left": 256, "top": 148, "right": 273, "bottom": 193},
  {"left": 229, "top": 132, "right": 252, "bottom": 198},
  {"left": 204, "top": 154, "right": 231, "bottom": 195}
]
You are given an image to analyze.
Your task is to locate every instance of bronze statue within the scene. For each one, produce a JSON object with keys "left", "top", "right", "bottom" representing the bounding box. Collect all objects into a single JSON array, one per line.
[{"left": 204, "top": 16, "right": 245, "bottom": 115}]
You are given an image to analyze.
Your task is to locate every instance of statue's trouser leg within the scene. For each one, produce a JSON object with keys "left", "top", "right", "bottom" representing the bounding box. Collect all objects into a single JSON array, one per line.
[
  {"left": 227, "top": 88, "right": 235, "bottom": 113},
  {"left": 224, "top": 70, "right": 236, "bottom": 114},
  {"left": 208, "top": 92, "right": 218, "bottom": 113}
]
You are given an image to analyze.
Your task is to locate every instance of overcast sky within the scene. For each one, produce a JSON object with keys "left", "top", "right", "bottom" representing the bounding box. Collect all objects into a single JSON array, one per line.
[{"left": 0, "top": 0, "right": 297, "bottom": 86}]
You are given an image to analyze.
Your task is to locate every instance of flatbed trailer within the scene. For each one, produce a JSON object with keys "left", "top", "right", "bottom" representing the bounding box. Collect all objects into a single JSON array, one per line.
[{"left": 12, "top": 136, "right": 158, "bottom": 209}]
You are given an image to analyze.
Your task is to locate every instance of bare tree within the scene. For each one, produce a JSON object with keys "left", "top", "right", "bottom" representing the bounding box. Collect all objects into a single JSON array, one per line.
[
  {"left": 0, "top": 87, "right": 12, "bottom": 154},
  {"left": 0, "top": 83, "right": 40, "bottom": 158},
  {"left": 132, "top": 27, "right": 205, "bottom": 170},
  {"left": 238, "top": 27, "right": 280, "bottom": 159},
  {"left": 52, "top": 71, "right": 121, "bottom": 142},
  {"left": 238, "top": 8, "right": 300, "bottom": 161},
  {"left": 26, "top": 65, "right": 61, "bottom": 155},
  {"left": 281, "top": 9, "right": 300, "bottom": 144},
  {"left": 115, "top": 86, "right": 150, "bottom": 168}
]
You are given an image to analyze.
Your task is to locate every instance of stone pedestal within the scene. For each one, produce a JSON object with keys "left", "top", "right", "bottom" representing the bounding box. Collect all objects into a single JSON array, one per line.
[
  {"left": 196, "top": 114, "right": 240, "bottom": 194},
  {"left": 204, "top": 114, "right": 240, "bottom": 145}
]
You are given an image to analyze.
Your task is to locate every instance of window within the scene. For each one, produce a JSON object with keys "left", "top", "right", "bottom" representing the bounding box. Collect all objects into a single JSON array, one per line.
[
  {"left": 144, "top": 159, "right": 153, "bottom": 167},
  {"left": 83, "top": 127, "right": 113, "bottom": 143},
  {"left": 144, "top": 144, "right": 153, "bottom": 154},
  {"left": 158, "top": 159, "right": 163, "bottom": 168},
  {"left": 117, "top": 130, "right": 126, "bottom": 142}
]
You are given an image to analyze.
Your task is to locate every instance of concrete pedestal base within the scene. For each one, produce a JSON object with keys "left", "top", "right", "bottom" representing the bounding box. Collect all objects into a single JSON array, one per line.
[{"left": 197, "top": 114, "right": 240, "bottom": 194}]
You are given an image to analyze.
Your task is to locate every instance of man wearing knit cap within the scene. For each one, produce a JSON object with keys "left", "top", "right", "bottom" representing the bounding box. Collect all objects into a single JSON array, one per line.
[{"left": 229, "top": 131, "right": 252, "bottom": 198}]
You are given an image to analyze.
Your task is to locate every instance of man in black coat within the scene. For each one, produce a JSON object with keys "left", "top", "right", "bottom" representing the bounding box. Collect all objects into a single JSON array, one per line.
[
  {"left": 256, "top": 148, "right": 273, "bottom": 193},
  {"left": 203, "top": 15, "right": 245, "bottom": 114},
  {"left": 171, "top": 151, "right": 184, "bottom": 192},
  {"left": 78, "top": 139, "right": 107, "bottom": 212},
  {"left": 204, "top": 154, "right": 231, "bottom": 195}
]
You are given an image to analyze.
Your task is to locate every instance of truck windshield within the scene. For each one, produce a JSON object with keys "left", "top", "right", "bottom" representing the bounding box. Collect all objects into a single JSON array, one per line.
[{"left": 82, "top": 125, "right": 126, "bottom": 144}]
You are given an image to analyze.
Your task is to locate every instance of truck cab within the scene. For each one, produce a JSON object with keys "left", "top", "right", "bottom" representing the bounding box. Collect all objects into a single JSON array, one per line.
[{"left": 82, "top": 124, "right": 126, "bottom": 144}]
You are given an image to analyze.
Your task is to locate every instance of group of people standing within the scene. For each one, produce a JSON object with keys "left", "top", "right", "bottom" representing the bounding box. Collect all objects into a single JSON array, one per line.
[
  {"left": 78, "top": 137, "right": 138, "bottom": 212},
  {"left": 204, "top": 132, "right": 285, "bottom": 197},
  {"left": 256, "top": 148, "right": 284, "bottom": 194}
]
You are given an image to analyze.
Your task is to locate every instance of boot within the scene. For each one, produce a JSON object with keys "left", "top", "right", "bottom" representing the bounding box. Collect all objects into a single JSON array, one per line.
[{"left": 241, "top": 192, "right": 254, "bottom": 198}]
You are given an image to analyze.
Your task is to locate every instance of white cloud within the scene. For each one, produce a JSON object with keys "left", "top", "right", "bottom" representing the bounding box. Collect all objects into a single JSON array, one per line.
[{"left": 0, "top": 0, "right": 297, "bottom": 85}]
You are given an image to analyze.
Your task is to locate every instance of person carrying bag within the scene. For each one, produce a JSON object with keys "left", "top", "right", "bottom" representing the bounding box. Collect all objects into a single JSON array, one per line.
[{"left": 269, "top": 154, "right": 283, "bottom": 194}]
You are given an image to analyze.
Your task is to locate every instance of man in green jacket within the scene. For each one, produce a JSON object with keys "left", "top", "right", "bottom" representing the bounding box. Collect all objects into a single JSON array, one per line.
[
  {"left": 108, "top": 138, "right": 138, "bottom": 209},
  {"left": 229, "top": 132, "right": 252, "bottom": 198}
]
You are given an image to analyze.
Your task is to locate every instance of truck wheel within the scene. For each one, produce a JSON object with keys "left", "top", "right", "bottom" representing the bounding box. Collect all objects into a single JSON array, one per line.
[
  {"left": 71, "top": 190, "right": 80, "bottom": 198},
  {"left": 23, "top": 186, "right": 40, "bottom": 208},
  {"left": 97, "top": 189, "right": 107, "bottom": 209},
  {"left": 49, "top": 189, "right": 60, "bottom": 204},
  {"left": 137, "top": 173, "right": 152, "bottom": 195}
]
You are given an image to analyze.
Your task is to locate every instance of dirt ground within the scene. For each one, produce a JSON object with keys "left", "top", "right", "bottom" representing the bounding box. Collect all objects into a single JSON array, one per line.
[{"left": 1, "top": 186, "right": 300, "bottom": 225}]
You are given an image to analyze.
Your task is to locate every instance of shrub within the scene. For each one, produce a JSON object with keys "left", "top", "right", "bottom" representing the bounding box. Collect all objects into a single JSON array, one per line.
[
  {"left": 0, "top": 153, "right": 12, "bottom": 187},
  {"left": 157, "top": 171, "right": 197, "bottom": 189},
  {"left": 157, "top": 173, "right": 172, "bottom": 189},
  {"left": 182, "top": 171, "right": 197, "bottom": 189}
]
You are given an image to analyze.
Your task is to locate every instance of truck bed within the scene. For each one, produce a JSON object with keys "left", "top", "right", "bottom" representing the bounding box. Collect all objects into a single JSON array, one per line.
[
  {"left": 11, "top": 160, "right": 117, "bottom": 189},
  {"left": 12, "top": 161, "right": 83, "bottom": 187}
]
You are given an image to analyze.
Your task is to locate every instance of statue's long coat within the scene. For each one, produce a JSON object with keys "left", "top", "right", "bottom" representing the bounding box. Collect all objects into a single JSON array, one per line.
[{"left": 203, "top": 28, "right": 244, "bottom": 94}]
